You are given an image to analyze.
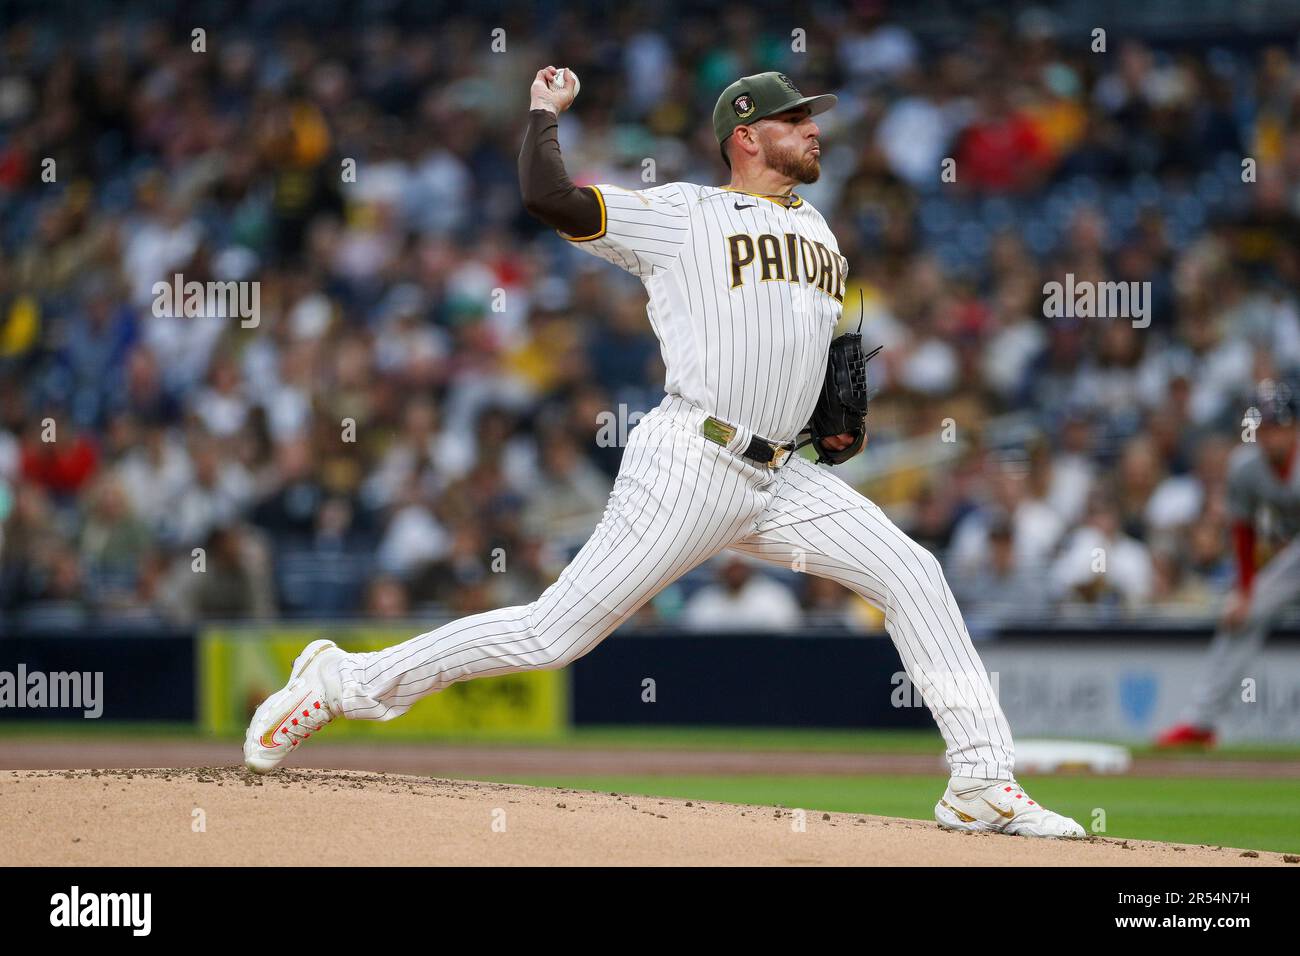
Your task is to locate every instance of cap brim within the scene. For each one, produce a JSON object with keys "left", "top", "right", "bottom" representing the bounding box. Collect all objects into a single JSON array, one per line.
[
  {"left": 762, "top": 93, "right": 837, "bottom": 121},
  {"left": 799, "top": 93, "right": 838, "bottom": 116}
]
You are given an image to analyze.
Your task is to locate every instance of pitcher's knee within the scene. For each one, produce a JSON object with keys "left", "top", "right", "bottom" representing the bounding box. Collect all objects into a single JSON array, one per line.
[
  {"left": 904, "top": 542, "right": 945, "bottom": 582},
  {"left": 528, "top": 621, "right": 619, "bottom": 671},
  {"left": 887, "top": 545, "right": 954, "bottom": 612},
  {"left": 541, "top": 639, "right": 585, "bottom": 670},
  {"left": 524, "top": 598, "right": 615, "bottom": 670}
]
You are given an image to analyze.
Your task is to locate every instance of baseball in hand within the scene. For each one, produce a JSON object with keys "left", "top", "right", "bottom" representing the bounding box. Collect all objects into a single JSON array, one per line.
[{"left": 552, "top": 68, "right": 580, "bottom": 98}]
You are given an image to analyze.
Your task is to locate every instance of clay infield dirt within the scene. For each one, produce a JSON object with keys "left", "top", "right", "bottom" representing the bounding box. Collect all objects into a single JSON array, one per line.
[{"left": 0, "top": 765, "right": 1292, "bottom": 866}]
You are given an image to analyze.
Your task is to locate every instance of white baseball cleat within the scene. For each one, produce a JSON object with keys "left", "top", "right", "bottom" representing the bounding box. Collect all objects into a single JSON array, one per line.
[
  {"left": 935, "top": 777, "right": 1087, "bottom": 838},
  {"left": 243, "top": 640, "right": 345, "bottom": 774}
]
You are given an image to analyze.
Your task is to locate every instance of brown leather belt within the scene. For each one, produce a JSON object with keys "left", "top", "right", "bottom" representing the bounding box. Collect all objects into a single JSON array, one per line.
[{"left": 700, "top": 415, "right": 794, "bottom": 469}]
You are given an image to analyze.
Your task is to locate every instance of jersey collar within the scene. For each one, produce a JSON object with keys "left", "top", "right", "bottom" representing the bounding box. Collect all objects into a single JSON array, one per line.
[{"left": 722, "top": 186, "right": 803, "bottom": 208}]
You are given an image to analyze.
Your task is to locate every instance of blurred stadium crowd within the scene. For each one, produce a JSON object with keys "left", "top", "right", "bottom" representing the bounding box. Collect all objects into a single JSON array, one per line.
[{"left": 1, "top": 1, "right": 1299, "bottom": 633}]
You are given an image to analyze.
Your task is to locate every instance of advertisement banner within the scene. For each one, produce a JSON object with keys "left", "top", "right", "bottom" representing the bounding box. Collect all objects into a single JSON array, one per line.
[
  {"left": 978, "top": 640, "right": 1300, "bottom": 742},
  {"left": 200, "top": 626, "right": 566, "bottom": 738}
]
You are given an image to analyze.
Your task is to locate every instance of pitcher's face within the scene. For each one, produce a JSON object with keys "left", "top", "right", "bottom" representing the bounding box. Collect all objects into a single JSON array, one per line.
[{"left": 754, "top": 106, "right": 821, "bottom": 184}]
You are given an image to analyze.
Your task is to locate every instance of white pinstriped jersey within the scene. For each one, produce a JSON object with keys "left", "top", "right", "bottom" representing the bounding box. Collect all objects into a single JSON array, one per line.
[{"left": 564, "top": 182, "right": 848, "bottom": 444}]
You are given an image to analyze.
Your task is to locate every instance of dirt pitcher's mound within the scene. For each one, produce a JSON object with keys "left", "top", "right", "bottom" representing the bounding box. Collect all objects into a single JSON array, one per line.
[{"left": 0, "top": 768, "right": 1288, "bottom": 866}]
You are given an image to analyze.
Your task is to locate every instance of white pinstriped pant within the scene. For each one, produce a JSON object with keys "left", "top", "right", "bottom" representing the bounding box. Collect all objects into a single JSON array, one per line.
[{"left": 336, "top": 394, "right": 1015, "bottom": 779}]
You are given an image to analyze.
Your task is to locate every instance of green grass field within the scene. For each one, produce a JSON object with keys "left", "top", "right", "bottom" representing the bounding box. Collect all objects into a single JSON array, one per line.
[
  {"left": 468, "top": 726, "right": 1300, "bottom": 852},
  {"left": 4, "top": 723, "right": 1297, "bottom": 852},
  {"left": 474, "top": 771, "right": 1300, "bottom": 853}
]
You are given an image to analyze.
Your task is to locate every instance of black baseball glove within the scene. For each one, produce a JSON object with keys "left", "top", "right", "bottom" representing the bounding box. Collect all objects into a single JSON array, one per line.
[{"left": 798, "top": 333, "right": 882, "bottom": 466}]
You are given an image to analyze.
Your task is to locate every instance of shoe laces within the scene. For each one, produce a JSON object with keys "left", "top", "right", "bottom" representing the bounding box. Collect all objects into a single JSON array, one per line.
[
  {"left": 998, "top": 782, "right": 1037, "bottom": 808},
  {"left": 286, "top": 698, "right": 334, "bottom": 748}
]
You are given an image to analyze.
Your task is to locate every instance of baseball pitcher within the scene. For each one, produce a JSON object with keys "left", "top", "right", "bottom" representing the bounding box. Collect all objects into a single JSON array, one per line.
[
  {"left": 244, "top": 68, "right": 1085, "bottom": 838},
  {"left": 1158, "top": 384, "right": 1300, "bottom": 746}
]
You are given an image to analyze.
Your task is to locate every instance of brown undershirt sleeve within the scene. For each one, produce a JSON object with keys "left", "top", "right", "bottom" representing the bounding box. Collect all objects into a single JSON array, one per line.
[{"left": 518, "top": 109, "right": 603, "bottom": 238}]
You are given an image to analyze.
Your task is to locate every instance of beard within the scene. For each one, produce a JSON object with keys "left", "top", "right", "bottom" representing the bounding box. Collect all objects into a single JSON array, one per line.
[{"left": 762, "top": 136, "right": 821, "bottom": 184}]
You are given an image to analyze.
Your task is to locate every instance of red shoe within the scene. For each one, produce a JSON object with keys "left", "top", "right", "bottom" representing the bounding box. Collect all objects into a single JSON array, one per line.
[{"left": 1155, "top": 723, "right": 1217, "bottom": 748}]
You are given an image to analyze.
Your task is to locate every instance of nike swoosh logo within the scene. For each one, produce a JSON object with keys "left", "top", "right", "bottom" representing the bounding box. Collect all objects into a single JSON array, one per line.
[
  {"left": 940, "top": 799, "right": 977, "bottom": 823},
  {"left": 734, "top": 202, "right": 757, "bottom": 210},
  {"left": 981, "top": 797, "right": 1015, "bottom": 820},
  {"left": 260, "top": 692, "right": 310, "bottom": 749}
]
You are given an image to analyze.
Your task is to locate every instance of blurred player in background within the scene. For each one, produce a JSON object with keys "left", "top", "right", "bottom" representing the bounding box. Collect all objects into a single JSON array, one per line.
[{"left": 1157, "top": 382, "right": 1300, "bottom": 747}]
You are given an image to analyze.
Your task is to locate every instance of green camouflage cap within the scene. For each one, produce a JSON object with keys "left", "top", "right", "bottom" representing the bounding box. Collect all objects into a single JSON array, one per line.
[{"left": 713, "top": 72, "right": 837, "bottom": 163}]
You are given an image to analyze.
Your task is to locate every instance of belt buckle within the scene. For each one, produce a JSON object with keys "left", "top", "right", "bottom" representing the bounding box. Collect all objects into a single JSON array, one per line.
[
  {"left": 768, "top": 444, "right": 791, "bottom": 469},
  {"left": 701, "top": 416, "right": 737, "bottom": 448}
]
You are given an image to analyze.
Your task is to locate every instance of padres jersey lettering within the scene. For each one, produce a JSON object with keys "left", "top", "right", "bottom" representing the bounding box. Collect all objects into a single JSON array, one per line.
[
  {"left": 564, "top": 182, "right": 847, "bottom": 443},
  {"left": 727, "top": 231, "right": 845, "bottom": 296}
]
